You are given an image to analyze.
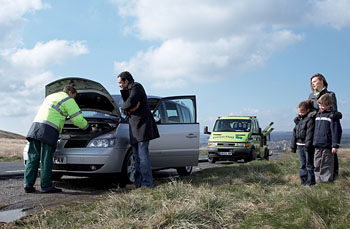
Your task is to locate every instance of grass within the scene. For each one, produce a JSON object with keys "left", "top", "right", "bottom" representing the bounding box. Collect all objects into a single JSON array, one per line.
[
  {"left": 8, "top": 149, "right": 350, "bottom": 228},
  {"left": 0, "top": 138, "right": 26, "bottom": 162},
  {"left": 199, "top": 147, "right": 208, "bottom": 156}
]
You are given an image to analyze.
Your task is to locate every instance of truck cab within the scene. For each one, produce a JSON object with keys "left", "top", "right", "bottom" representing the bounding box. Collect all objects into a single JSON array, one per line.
[{"left": 204, "top": 116, "right": 273, "bottom": 163}]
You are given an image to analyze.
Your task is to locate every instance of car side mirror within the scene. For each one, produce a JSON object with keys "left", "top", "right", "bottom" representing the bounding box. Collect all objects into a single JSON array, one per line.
[{"left": 204, "top": 126, "right": 211, "bottom": 135}]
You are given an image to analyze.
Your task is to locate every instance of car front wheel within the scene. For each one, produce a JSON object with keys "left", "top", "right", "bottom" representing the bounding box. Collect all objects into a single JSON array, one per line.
[
  {"left": 176, "top": 166, "right": 193, "bottom": 176},
  {"left": 51, "top": 173, "right": 63, "bottom": 181},
  {"left": 121, "top": 150, "right": 136, "bottom": 185},
  {"left": 208, "top": 156, "right": 216, "bottom": 163}
]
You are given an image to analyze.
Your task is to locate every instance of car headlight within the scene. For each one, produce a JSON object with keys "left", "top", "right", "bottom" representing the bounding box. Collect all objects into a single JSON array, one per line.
[
  {"left": 87, "top": 138, "right": 116, "bottom": 148},
  {"left": 208, "top": 142, "right": 218, "bottom": 147},
  {"left": 236, "top": 143, "right": 246, "bottom": 147}
]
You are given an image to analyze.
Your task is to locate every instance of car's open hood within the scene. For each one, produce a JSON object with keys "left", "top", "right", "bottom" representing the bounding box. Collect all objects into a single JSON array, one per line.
[{"left": 45, "top": 77, "right": 121, "bottom": 117}]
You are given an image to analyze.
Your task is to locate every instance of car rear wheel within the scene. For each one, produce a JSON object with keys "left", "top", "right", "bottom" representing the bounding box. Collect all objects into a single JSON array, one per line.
[{"left": 176, "top": 166, "right": 193, "bottom": 176}]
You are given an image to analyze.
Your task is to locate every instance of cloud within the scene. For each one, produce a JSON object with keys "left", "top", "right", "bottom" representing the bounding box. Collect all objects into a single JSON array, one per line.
[
  {"left": 112, "top": 0, "right": 350, "bottom": 89},
  {"left": 11, "top": 40, "right": 88, "bottom": 69},
  {"left": 308, "top": 0, "right": 350, "bottom": 29},
  {"left": 114, "top": 31, "right": 302, "bottom": 89},
  {"left": 0, "top": 0, "right": 89, "bottom": 127},
  {"left": 0, "top": 40, "right": 88, "bottom": 117},
  {"left": 0, "top": 0, "right": 49, "bottom": 46}
]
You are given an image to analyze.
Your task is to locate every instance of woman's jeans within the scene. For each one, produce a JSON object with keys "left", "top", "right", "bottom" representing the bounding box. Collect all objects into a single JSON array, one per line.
[
  {"left": 297, "top": 145, "right": 315, "bottom": 185},
  {"left": 132, "top": 140, "right": 154, "bottom": 187}
]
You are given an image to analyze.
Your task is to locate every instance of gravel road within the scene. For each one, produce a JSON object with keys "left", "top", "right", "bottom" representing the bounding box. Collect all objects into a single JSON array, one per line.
[{"left": 0, "top": 160, "right": 227, "bottom": 218}]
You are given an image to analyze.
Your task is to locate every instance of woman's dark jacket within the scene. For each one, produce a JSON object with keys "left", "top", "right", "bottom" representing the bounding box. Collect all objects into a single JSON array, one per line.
[
  {"left": 308, "top": 88, "right": 338, "bottom": 111},
  {"left": 313, "top": 109, "right": 342, "bottom": 149},
  {"left": 291, "top": 111, "right": 316, "bottom": 152},
  {"left": 120, "top": 81, "right": 160, "bottom": 145}
]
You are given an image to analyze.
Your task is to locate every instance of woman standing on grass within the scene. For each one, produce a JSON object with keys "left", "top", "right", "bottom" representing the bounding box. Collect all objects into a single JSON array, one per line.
[{"left": 308, "top": 73, "right": 342, "bottom": 178}]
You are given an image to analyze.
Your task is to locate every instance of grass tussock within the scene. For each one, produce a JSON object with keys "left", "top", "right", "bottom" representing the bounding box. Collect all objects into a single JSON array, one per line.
[{"left": 9, "top": 149, "right": 350, "bottom": 228}]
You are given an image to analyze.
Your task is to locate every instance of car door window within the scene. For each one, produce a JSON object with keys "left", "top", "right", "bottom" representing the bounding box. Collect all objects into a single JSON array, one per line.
[{"left": 155, "top": 97, "right": 196, "bottom": 124}]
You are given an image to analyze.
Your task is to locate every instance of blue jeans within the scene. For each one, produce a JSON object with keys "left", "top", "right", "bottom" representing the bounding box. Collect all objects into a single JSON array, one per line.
[
  {"left": 132, "top": 140, "right": 154, "bottom": 187},
  {"left": 297, "top": 145, "right": 315, "bottom": 185}
]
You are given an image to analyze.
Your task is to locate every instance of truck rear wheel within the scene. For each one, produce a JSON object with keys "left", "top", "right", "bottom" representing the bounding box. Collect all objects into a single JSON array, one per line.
[
  {"left": 248, "top": 148, "right": 257, "bottom": 162},
  {"left": 264, "top": 148, "right": 270, "bottom": 160}
]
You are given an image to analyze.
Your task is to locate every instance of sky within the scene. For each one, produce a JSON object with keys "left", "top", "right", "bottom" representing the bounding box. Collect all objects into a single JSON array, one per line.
[{"left": 0, "top": 0, "right": 350, "bottom": 136}]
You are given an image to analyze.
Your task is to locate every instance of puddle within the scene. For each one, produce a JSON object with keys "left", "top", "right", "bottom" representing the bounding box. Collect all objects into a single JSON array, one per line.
[{"left": 0, "top": 208, "right": 29, "bottom": 223}]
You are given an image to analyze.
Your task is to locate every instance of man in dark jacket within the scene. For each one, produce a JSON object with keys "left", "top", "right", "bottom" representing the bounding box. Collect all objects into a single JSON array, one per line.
[
  {"left": 313, "top": 94, "right": 342, "bottom": 183},
  {"left": 117, "top": 71, "right": 160, "bottom": 188}
]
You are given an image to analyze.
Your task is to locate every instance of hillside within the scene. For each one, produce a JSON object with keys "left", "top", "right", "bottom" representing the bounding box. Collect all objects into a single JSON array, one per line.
[{"left": 0, "top": 130, "right": 25, "bottom": 140}]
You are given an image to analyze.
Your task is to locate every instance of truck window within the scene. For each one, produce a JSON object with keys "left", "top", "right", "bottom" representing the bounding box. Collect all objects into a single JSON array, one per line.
[{"left": 214, "top": 119, "right": 251, "bottom": 132}]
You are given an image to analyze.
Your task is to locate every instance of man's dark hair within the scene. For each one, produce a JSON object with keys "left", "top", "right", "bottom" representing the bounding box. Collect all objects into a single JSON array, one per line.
[
  {"left": 63, "top": 85, "right": 77, "bottom": 94},
  {"left": 118, "top": 71, "right": 134, "bottom": 83}
]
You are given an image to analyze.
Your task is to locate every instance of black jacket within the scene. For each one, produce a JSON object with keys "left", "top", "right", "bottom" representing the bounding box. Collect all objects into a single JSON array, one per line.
[
  {"left": 121, "top": 82, "right": 160, "bottom": 145},
  {"left": 313, "top": 109, "right": 342, "bottom": 149},
  {"left": 308, "top": 88, "right": 338, "bottom": 111},
  {"left": 291, "top": 111, "right": 316, "bottom": 152}
]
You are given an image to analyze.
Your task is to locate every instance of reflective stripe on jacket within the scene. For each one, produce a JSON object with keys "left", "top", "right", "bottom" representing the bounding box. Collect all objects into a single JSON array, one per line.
[
  {"left": 313, "top": 110, "right": 342, "bottom": 149},
  {"left": 27, "top": 92, "right": 88, "bottom": 147},
  {"left": 33, "top": 91, "right": 88, "bottom": 132}
]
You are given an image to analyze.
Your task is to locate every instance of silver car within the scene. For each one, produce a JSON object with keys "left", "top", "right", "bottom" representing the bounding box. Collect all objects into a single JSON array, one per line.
[{"left": 25, "top": 77, "right": 200, "bottom": 184}]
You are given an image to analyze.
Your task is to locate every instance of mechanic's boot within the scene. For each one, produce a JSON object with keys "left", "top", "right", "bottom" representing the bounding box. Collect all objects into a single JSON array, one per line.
[
  {"left": 24, "top": 186, "right": 36, "bottom": 193},
  {"left": 41, "top": 186, "right": 62, "bottom": 193}
]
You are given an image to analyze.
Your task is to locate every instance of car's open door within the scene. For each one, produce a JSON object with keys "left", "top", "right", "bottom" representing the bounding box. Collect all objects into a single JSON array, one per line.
[{"left": 149, "top": 96, "right": 200, "bottom": 168}]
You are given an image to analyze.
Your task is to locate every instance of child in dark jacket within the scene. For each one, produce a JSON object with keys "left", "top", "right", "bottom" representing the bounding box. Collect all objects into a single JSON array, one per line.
[
  {"left": 291, "top": 100, "right": 316, "bottom": 186},
  {"left": 313, "top": 94, "right": 342, "bottom": 183}
]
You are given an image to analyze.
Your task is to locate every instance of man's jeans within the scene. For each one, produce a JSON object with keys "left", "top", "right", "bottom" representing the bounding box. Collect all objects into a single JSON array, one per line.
[
  {"left": 297, "top": 145, "right": 315, "bottom": 185},
  {"left": 132, "top": 140, "right": 154, "bottom": 187}
]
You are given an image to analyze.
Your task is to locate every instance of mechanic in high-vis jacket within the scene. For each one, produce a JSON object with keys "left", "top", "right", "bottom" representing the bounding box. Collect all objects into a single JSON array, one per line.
[{"left": 24, "top": 85, "right": 91, "bottom": 193}]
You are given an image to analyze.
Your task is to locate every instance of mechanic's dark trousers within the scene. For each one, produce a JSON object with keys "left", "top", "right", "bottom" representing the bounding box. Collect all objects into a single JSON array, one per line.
[{"left": 24, "top": 139, "right": 54, "bottom": 190}]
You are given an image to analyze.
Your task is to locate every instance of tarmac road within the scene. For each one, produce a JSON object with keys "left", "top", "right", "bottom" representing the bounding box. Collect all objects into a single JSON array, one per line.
[{"left": 0, "top": 162, "right": 24, "bottom": 179}]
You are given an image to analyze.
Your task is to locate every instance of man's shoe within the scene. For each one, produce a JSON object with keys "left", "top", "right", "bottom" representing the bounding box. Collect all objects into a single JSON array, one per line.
[
  {"left": 41, "top": 187, "right": 62, "bottom": 193},
  {"left": 24, "top": 186, "right": 36, "bottom": 193},
  {"left": 125, "top": 184, "right": 138, "bottom": 189}
]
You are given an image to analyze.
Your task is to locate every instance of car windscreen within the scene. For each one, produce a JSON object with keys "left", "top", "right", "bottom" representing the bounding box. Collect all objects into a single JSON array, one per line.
[{"left": 213, "top": 119, "right": 251, "bottom": 132}]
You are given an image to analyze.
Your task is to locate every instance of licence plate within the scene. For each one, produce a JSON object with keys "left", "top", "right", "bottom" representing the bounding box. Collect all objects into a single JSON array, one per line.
[
  {"left": 218, "top": 152, "right": 232, "bottom": 156},
  {"left": 53, "top": 156, "right": 66, "bottom": 164}
]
